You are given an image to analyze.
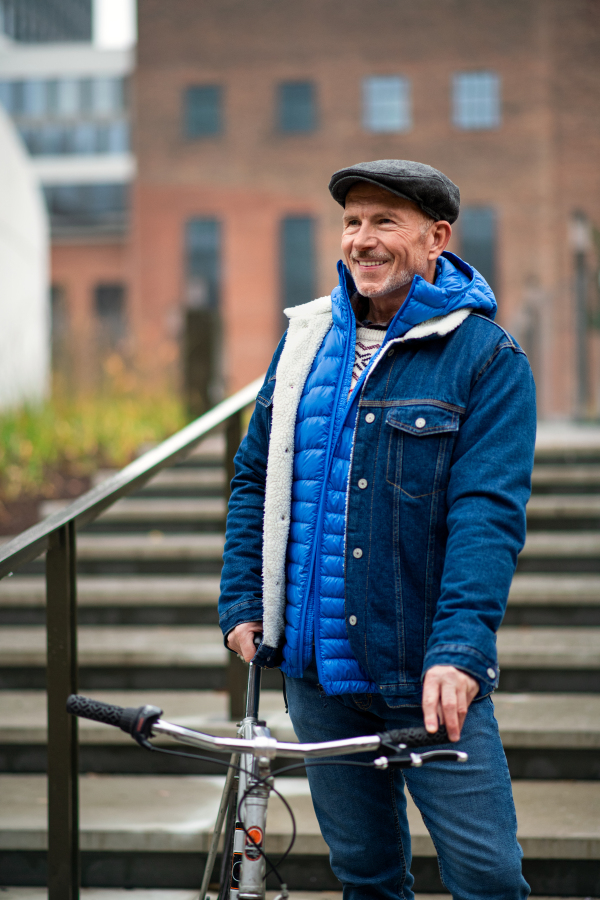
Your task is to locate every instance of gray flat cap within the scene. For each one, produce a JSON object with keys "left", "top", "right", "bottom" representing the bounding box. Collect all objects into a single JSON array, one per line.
[{"left": 329, "top": 159, "right": 460, "bottom": 223}]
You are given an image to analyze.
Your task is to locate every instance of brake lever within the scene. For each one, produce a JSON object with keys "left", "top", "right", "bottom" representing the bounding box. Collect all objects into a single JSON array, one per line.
[{"left": 374, "top": 748, "right": 468, "bottom": 769}]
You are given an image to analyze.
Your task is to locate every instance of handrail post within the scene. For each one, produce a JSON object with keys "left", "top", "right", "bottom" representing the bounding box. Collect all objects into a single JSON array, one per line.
[
  {"left": 225, "top": 410, "right": 248, "bottom": 720},
  {"left": 46, "top": 522, "right": 79, "bottom": 899}
]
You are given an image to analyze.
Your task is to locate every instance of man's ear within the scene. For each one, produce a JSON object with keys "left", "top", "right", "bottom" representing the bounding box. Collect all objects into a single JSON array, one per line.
[{"left": 428, "top": 221, "right": 452, "bottom": 259}]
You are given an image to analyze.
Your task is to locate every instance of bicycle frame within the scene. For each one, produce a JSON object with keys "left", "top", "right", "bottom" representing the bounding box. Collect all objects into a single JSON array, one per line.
[{"left": 66, "top": 667, "right": 467, "bottom": 900}]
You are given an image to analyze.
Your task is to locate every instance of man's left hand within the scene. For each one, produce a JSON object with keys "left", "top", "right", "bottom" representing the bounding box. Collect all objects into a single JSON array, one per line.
[{"left": 422, "top": 665, "right": 479, "bottom": 742}]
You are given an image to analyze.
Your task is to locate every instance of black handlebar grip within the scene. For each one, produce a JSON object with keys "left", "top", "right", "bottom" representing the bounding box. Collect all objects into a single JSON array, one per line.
[
  {"left": 379, "top": 725, "right": 450, "bottom": 748},
  {"left": 67, "top": 695, "right": 164, "bottom": 747},
  {"left": 66, "top": 694, "right": 125, "bottom": 728}
]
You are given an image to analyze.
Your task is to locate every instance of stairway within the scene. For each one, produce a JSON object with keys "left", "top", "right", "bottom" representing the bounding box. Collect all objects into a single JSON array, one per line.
[{"left": 0, "top": 426, "right": 599, "bottom": 895}]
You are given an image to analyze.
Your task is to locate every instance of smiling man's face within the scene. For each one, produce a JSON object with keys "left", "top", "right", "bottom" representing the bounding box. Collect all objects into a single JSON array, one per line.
[{"left": 341, "top": 183, "right": 441, "bottom": 305}]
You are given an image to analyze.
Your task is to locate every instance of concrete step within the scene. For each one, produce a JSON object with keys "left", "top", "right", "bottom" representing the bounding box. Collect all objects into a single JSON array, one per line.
[
  {"left": 2, "top": 690, "right": 598, "bottom": 750},
  {"left": 6, "top": 572, "right": 600, "bottom": 609},
  {"left": 93, "top": 469, "right": 225, "bottom": 494},
  {"left": 505, "top": 575, "right": 600, "bottom": 626},
  {"left": 0, "top": 690, "right": 293, "bottom": 746},
  {"left": 1, "top": 625, "right": 597, "bottom": 671},
  {"left": 509, "top": 574, "right": 600, "bottom": 604},
  {"left": 1, "top": 625, "right": 599, "bottom": 691},
  {"left": 535, "top": 422, "right": 600, "bottom": 458},
  {"left": 73, "top": 534, "right": 225, "bottom": 561},
  {"left": 519, "top": 532, "right": 600, "bottom": 573},
  {"left": 522, "top": 532, "right": 600, "bottom": 556},
  {"left": 0, "top": 625, "right": 226, "bottom": 668},
  {"left": 0, "top": 626, "right": 239, "bottom": 690},
  {"left": 13, "top": 533, "right": 226, "bottom": 578},
  {"left": 497, "top": 626, "right": 600, "bottom": 667},
  {"left": 2, "top": 691, "right": 599, "bottom": 779},
  {"left": 41, "top": 498, "right": 226, "bottom": 524},
  {"left": 4, "top": 573, "right": 600, "bottom": 628},
  {"left": 527, "top": 495, "right": 600, "bottom": 516},
  {"left": 1, "top": 774, "right": 599, "bottom": 861},
  {"left": 0, "top": 575, "right": 222, "bottom": 626},
  {"left": 497, "top": 626, "right": 600, "bottom": 692},
  {"left": 185, "top": 433, "right": 225, "bottom": 463},
  {"left": 0, "top": 625, "right": 283, "bottom": 691},
  {"left": 531, "top": 465, "right": 600, "bottom": 493},
  {"left": 0, "top": 576, "right": 221, "bottom": 607},
  {"left": 527, "top": 493, "right": 600, "bottom": 529}
]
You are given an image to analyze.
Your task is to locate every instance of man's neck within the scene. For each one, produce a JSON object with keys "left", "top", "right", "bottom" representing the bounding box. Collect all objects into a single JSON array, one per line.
[{"left": 352, "top": 288, "right": 409, "bottom": 326}]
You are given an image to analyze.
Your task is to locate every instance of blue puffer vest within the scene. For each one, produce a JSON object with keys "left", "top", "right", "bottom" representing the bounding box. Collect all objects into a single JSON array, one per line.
[{"left": 281, "top": 254, "right": 496, "bottom": 693}]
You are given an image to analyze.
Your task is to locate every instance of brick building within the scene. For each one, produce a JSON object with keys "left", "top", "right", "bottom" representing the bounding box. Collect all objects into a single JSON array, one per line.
[{"left": 133, "top": 0, "right": 599, "bottom": 416}]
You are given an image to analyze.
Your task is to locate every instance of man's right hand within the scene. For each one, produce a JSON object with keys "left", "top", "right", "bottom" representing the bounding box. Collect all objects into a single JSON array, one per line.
[{"left": 226, "top": 621, "right": 263, "bottom": 662}]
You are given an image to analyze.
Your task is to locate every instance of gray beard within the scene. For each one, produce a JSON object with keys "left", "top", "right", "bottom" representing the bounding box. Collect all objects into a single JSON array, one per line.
[
  {"left": 352, "top": 248, "right": 430, "bottom": 299},
  {"left": 358, "top": 267, "right": 414, "bottom": 299}
]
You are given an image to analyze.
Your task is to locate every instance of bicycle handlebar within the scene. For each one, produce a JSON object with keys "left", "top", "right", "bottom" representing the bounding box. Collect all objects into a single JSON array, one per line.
[
  {"left": 66, "top": 694, "right": 162, "bottom": 747},
  {"left": 67, "top": 694, "right": 457, "bottom": 760}
]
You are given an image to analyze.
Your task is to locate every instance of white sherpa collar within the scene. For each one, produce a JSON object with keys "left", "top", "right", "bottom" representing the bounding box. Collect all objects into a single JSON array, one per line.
[
  {"left": 284, "top": 295, "right": 332, "bottom": 319},
  {"left": 400, "top": 307, "right": 472, "bottom": 341}
]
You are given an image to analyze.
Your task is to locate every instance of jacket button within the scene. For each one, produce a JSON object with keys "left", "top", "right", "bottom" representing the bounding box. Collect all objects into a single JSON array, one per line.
[
  {"left": 415, "top": 417, "right": 426, "bottom": 429},
  {"left": 349, "top": 615, "right": 357, "bottom": 626},
  {"left": 487, "top": 667, "right": 496, "bottom": 679},
  {"left": 365, "top": 412, "right": 375, "bottom": 423},
  {"left": 352, "top": 547, "right": 363, "bottom": 559},
  {"left": 387, "top": 348, "right": 395, "bottom": 357},
  {"left": 358, "top": 478, "right": 368, "bottom": 489}
]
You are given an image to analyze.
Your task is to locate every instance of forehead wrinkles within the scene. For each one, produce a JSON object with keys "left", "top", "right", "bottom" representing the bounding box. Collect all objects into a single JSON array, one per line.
[{"left": 344, "top": 193, "right": 418, "bottom": 222}]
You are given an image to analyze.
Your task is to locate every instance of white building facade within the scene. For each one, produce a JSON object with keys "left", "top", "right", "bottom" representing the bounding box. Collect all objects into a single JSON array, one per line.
[{"left": 0, "top": 102, "right": 49, "bottom": 408}]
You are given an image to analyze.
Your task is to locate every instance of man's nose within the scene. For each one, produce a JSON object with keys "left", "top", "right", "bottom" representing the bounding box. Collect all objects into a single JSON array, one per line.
[{"left": 353, "top": 223, "right": 378, "bottom": 252}]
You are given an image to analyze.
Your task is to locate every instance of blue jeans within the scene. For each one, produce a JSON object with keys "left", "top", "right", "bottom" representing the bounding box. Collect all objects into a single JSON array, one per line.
[{"left": 284, "top": 658, "right": 529, "bottom": 900}]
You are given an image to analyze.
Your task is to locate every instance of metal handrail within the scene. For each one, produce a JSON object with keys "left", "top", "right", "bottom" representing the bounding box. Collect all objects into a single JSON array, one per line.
[
  {"left": 0, "top": 376, "right": 263, "bottom": 900},
  {"left": 0, "top": 376, "right": 263, "bottom": 578}
]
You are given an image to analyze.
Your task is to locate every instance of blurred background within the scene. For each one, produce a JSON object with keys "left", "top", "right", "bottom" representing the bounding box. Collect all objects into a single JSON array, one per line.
[{"left": 0, "top": 0, "right": 599, "bottom": 521}]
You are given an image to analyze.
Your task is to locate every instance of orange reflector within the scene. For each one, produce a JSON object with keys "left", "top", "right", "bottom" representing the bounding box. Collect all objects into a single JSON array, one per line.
[{"left": 247, "top": 827, "right": 263, "bottom": 845}]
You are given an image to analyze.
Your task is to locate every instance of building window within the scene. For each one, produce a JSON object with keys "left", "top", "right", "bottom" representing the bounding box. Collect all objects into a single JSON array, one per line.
[
  {"left": 277, "top": 82, "right": 316, "bottom": 134},
  {"left": 459, "top": 207, "right": 497, "bottom": 291},
  {"left": 280, "top": 217, "right": 316, "bottom": 316},
  {"left": 452, "top": 71, "right": 501, "bottom": 130},
  {"left": 184, "top": 218, "right": 223, "bottom": 416},
  {"left": 184, "top": 85, "right": 222, "bottom": 138},
  {"left": 43, "top": 182, "right": 128, "bottom": 232},
  {"left": 0, "top": 75, "right": 129, "bottom": 155},
  {"left": 94, "top": 283, "right": 127, "bottom": 350},
  {"left": 185, "top": 218, "right": 221, "bottom": 308},
  {"left": 363, "top": 76, "right": 411, "bottom": 133},
  {"left": 0, "top": 0, "right": 93, "bottom": 43}
]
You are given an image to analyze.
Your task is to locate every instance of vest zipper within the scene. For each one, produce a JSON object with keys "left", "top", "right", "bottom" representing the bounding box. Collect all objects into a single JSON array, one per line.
[{"left": 296, "top": 291, "right": 356, "bottom": 676}]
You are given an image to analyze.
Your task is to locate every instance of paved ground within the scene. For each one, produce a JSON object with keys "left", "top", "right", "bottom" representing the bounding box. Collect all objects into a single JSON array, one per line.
[{"left": 0, "top": 891, "right": 595, "bottom": 900}]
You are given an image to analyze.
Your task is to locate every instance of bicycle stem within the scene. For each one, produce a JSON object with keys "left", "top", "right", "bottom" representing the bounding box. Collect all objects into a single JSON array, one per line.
[{"left": 246, "top": 660, "right": 262, "bottom": 721}]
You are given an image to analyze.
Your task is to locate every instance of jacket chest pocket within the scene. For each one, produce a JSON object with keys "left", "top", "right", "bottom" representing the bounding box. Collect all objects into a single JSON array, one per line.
[{"left": 385, "top": 404, "right": 460, "bottom": 498}]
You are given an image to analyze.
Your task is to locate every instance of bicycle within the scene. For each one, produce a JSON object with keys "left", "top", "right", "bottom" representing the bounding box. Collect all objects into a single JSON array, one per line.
[{"left": 67, "top": 656, "right": 467, "bottom": 900}]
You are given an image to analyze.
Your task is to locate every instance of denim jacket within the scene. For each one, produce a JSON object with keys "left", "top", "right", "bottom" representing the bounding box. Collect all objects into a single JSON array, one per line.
[{"left": 219, "top": 254, "right": 536, "bottom": 705}]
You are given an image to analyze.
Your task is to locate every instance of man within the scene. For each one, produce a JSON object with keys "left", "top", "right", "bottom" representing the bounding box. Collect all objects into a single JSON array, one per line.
[{"left": 219, "top": 159, "right": 535, "bottom": 900}]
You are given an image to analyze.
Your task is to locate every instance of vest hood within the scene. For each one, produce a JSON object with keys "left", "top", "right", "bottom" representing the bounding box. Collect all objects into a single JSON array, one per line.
[{"left": 333, "top": 251, "right": 496, "bottom": 342}]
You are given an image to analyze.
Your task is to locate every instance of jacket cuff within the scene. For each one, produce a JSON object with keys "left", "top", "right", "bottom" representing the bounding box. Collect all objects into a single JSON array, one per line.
[
  {"left": 252, "top": 640, "right": 284, "bottom": 669},
  {"left": 219, "top": 599, "right": 264, "bottom": 648},
  {"left": 422, "top": 642, "right": 499, "bottom": 695}
]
